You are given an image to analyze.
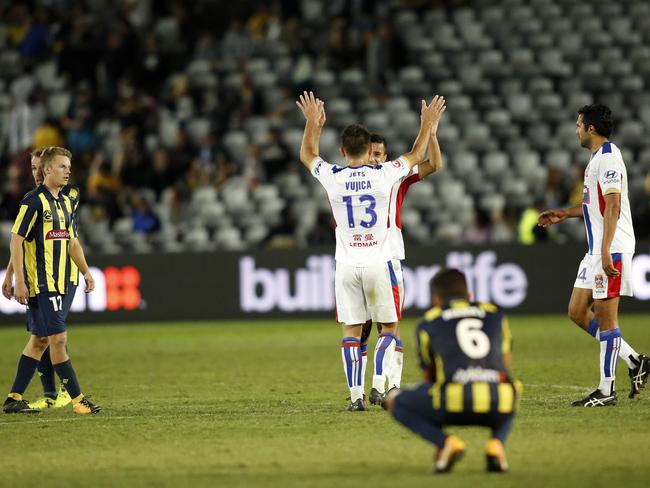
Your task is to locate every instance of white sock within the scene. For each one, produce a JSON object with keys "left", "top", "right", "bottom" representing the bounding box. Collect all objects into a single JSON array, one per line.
[
  {"left": 341, "top": 338, "right": 363, "bottom": 402},
  {"left": 598, "top": 329, "right": 621, "bottom": 396},
  {"left": 618, "top": 339, "right": 640, "bottom": 369},
  {"left": 360, "top": 343, "right": 368, "bottom": 396},
  {"left": 372, "top": 334, "right": 396, "bottom": 392},
  {"left": 388, "top": 340, "right": 403, "bottom": 389},
  {"left": 589, "top": 320, "right": 639, "bottom": 368}
]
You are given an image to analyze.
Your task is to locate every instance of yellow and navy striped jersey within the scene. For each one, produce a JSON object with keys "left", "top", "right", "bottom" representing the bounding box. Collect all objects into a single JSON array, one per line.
[
  {"left": 417, "top": 299, "right": 519, "bottom": 414},
  {"left": 61, "top": 185, "right": 80, "bottom": 285},
  {"left": 11, "top": 186, "right": 77, "bottom": 297}
]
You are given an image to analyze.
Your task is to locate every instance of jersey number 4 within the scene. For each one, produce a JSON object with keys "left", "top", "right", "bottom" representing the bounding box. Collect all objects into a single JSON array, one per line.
[
  {"left": 342, "top": 194, "right": 377, "bottom": 229},
  {"left": 456, "top": 318, "right": 491, "bottom": 359}
]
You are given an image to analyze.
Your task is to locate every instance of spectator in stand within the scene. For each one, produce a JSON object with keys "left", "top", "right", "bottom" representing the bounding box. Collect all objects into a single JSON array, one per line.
[
  {"left": 261, "top": 128, "right": 291, "bottom": 181},
  {"left": 87, "top": 159, "right": 122, "bottom": 222},
  {"left": 150, "top": 149, "right": 176, "bottom": 198},
  {"left": 307, "top": 211, "right": 336, "bottom": 246},
  {"left": 132, "top": 195, "right": 161, "bottom": 234},
  {"left": 32, "top": 117, "right": 63, "bottom": 152},
  {"left": 463, "top": 207, "right": 494, "bottom": 244}
]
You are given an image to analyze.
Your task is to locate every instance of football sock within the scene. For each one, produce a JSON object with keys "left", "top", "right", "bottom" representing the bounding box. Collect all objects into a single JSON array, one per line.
[
  {"left": 372, "top": 333, "right": 396, "bottom": 392},
  {"left": 492, "top": 413, "right": 515, "bottom": 444},
  {"left": 341, "top": 338, "right": 363, "bottom": 402},
  {"left": 618, "top": 337, "right": 640, "bottom": 369},
  {"left": 587, "top": 318, "right": 599, "bottom": 338},
  {"left": 388, "top": 339, "right": 404, "bottom": 389},
  {"left": 9, "top": 354, "right": 39, "bottom": 396},
  {"left": 392, "top": 399, "right": 446, "bottom": 449},
  {"left": 598, "top": 328, "right": 621, "bottom": 395},
  {"left": 53, "top": 360, "right": 81, "bottom": 399},
  {"left": 586, "top": 319, "right": 639, "bottom": 368},
  {"left": 38, "top": 347, "right": 57, "bottom": 399},
  {"left": 360, "top": 343, "right": 368, "bottom": 394}
]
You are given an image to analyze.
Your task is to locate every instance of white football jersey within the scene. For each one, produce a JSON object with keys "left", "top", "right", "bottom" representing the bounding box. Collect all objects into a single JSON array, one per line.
[
  {"left": 387, "top": 166, "right": 421, "bottom": 260},
  {"left": 582, "top": 141, "right": 635, "bottom": 255},
  {"left": 311, "top": 156, "right": 411, "bottom": 266}
]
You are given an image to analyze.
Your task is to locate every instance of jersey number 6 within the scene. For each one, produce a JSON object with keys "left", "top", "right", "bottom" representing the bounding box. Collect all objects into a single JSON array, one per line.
[
  {"left": 456, "top": 318, "right": 491, "bottom": 359},
  {"left": 342, "top": 194, "right": 377, "bottom": 229}
]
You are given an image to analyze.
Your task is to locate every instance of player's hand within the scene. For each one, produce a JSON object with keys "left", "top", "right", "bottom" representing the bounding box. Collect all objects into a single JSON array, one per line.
[
  {"left": 296, "top": 91, "right": 324, "bottom": 125},
  {"left": 420, "top": 95, "right": 446, "bottom": 129},
  {"left": 428, "top": 96, "right": 447, "bottom": 136},
  {"left": 602, "top": 253, "right": 620, "bottom": 278},
  {"left": 2, "top": 274, "right": 13, "bottom": 300},
  {"left": 83, "top": 271, "right": 95, "bottom": 293},
  {"left": 316, "top": 99, "right": 326, "bottom": 128},
  {"left": 14, "top": 281, "right": 28, "bottom": 305},
  {"left": 537, "top": 209, "right": 566, "bottom": 227}
]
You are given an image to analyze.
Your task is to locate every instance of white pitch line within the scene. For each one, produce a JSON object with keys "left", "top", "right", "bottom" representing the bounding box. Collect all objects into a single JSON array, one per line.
[{"left": 526, "top": 383, "right": 588, "bottom": 391}]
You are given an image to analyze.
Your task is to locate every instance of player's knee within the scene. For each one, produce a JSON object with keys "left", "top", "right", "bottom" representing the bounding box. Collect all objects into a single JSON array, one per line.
[
  {"left": 567, "top": 304, "right": 587, "bottom": 326},
  {"left": 48, "top": 333, "right": 67, "bottom": 350},
  {"left": 30, "top": 336, "right": 49, "bottom": 353}
]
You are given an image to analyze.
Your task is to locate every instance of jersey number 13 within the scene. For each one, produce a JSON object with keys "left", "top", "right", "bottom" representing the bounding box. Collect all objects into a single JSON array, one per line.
[{"left": 342, "top": 194, "right": 377, "bottom": 229}]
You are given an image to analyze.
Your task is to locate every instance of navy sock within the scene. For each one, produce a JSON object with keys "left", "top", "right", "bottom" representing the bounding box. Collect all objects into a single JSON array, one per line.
[
  {"left": 38, "top": 347, "right": 57, "bottom": 399},
  {"left": 392, "top": 400, "right": 447, "bottom": 449},
  {"left": 53, "top": 360, "right": 81, "bottom": 399},
  {"left": 492, "top": 413, "right": 515, "bottom": 443},
  {"left": 9, "top": 354, "right": 40, "bottom": 396}
]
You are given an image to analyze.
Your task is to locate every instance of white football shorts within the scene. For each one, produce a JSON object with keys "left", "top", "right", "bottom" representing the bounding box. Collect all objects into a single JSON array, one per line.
[
  {"left": 335, "top": 260, "right": 403, "bottom": 325},
  {"left": 573, "top": 252, "right": 633, "bottom": 299}
]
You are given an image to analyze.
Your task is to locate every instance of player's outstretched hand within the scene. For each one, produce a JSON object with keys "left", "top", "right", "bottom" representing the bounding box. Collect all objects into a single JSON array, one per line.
[
  {"left": 420, "top": 95, "right": 446, "bottom": 129},
  {"left": 296, "top": 91, "right": 324, "bottom": 126},
  {"left": 1, "top": 274, "right": 12, "bottom": 300},
  {"left": 316, "top": 98, "right": 326, "bottom": 128},
  {"left": 83, "top": 271, "right": 95, "bottom": 293},
  {"left": 537, "top": 209, "right": 567, "bottom": 227},
  {"left": 429, "top": 96, "right": 446, "bottom": 136}
]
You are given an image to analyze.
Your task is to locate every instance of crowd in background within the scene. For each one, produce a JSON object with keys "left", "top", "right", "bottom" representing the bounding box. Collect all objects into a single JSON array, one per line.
[{"left": 0, "top": 0, "right": 649, "bottom": 252}]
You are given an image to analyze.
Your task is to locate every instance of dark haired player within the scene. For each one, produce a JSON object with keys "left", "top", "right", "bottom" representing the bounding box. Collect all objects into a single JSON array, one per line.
[
  {"left": 384, "top": 268, "right": 519, "bottom": 473},
  {"left": 362, "top": 127, "right": 443, "bottom": 405},
  {"left": 296, "top": 91, "right": 446, "bottom": 411},
  {"left": 539, "top": 104, "right": 649, "bottom": 406}
]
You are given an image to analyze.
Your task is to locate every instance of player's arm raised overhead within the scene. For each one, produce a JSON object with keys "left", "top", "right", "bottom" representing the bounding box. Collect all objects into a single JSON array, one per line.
[
  {"left": 400, "top": 95, "right": 446, "bottom": 169},
  {"left": 418, "top": 114, "right": 445, "bottom": 178},
  {"left": 537, "top": 204, "right": 583, "bottom": 227},
  {"left": 296, "top": 91, "right": 326, "bottom": 171}
]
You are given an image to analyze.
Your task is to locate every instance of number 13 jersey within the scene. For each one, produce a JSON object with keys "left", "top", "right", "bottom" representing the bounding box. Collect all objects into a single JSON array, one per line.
[{"left": 311, "top": 156, "right": 411, "bottom": 266}]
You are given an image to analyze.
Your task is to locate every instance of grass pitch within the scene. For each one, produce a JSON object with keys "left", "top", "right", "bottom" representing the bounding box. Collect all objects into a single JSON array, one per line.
[{"left": 0, "top": 315, "right": 649, "bottom": 487}]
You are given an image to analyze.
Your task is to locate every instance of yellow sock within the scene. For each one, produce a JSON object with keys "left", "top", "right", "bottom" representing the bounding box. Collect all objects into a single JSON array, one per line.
[{"left": 8, "top": 393, "right": 23, "bottom": 401}]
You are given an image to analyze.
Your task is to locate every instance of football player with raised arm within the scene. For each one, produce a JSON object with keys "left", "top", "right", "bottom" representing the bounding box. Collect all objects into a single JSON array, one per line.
[{"left": 296, "top": 91, "right": 446, "bottom": 411}]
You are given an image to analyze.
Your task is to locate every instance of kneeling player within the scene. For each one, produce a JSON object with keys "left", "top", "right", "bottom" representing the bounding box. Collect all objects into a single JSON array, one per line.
[{"left": 384, "top": 269, "right": 520, "bottom": 473}]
